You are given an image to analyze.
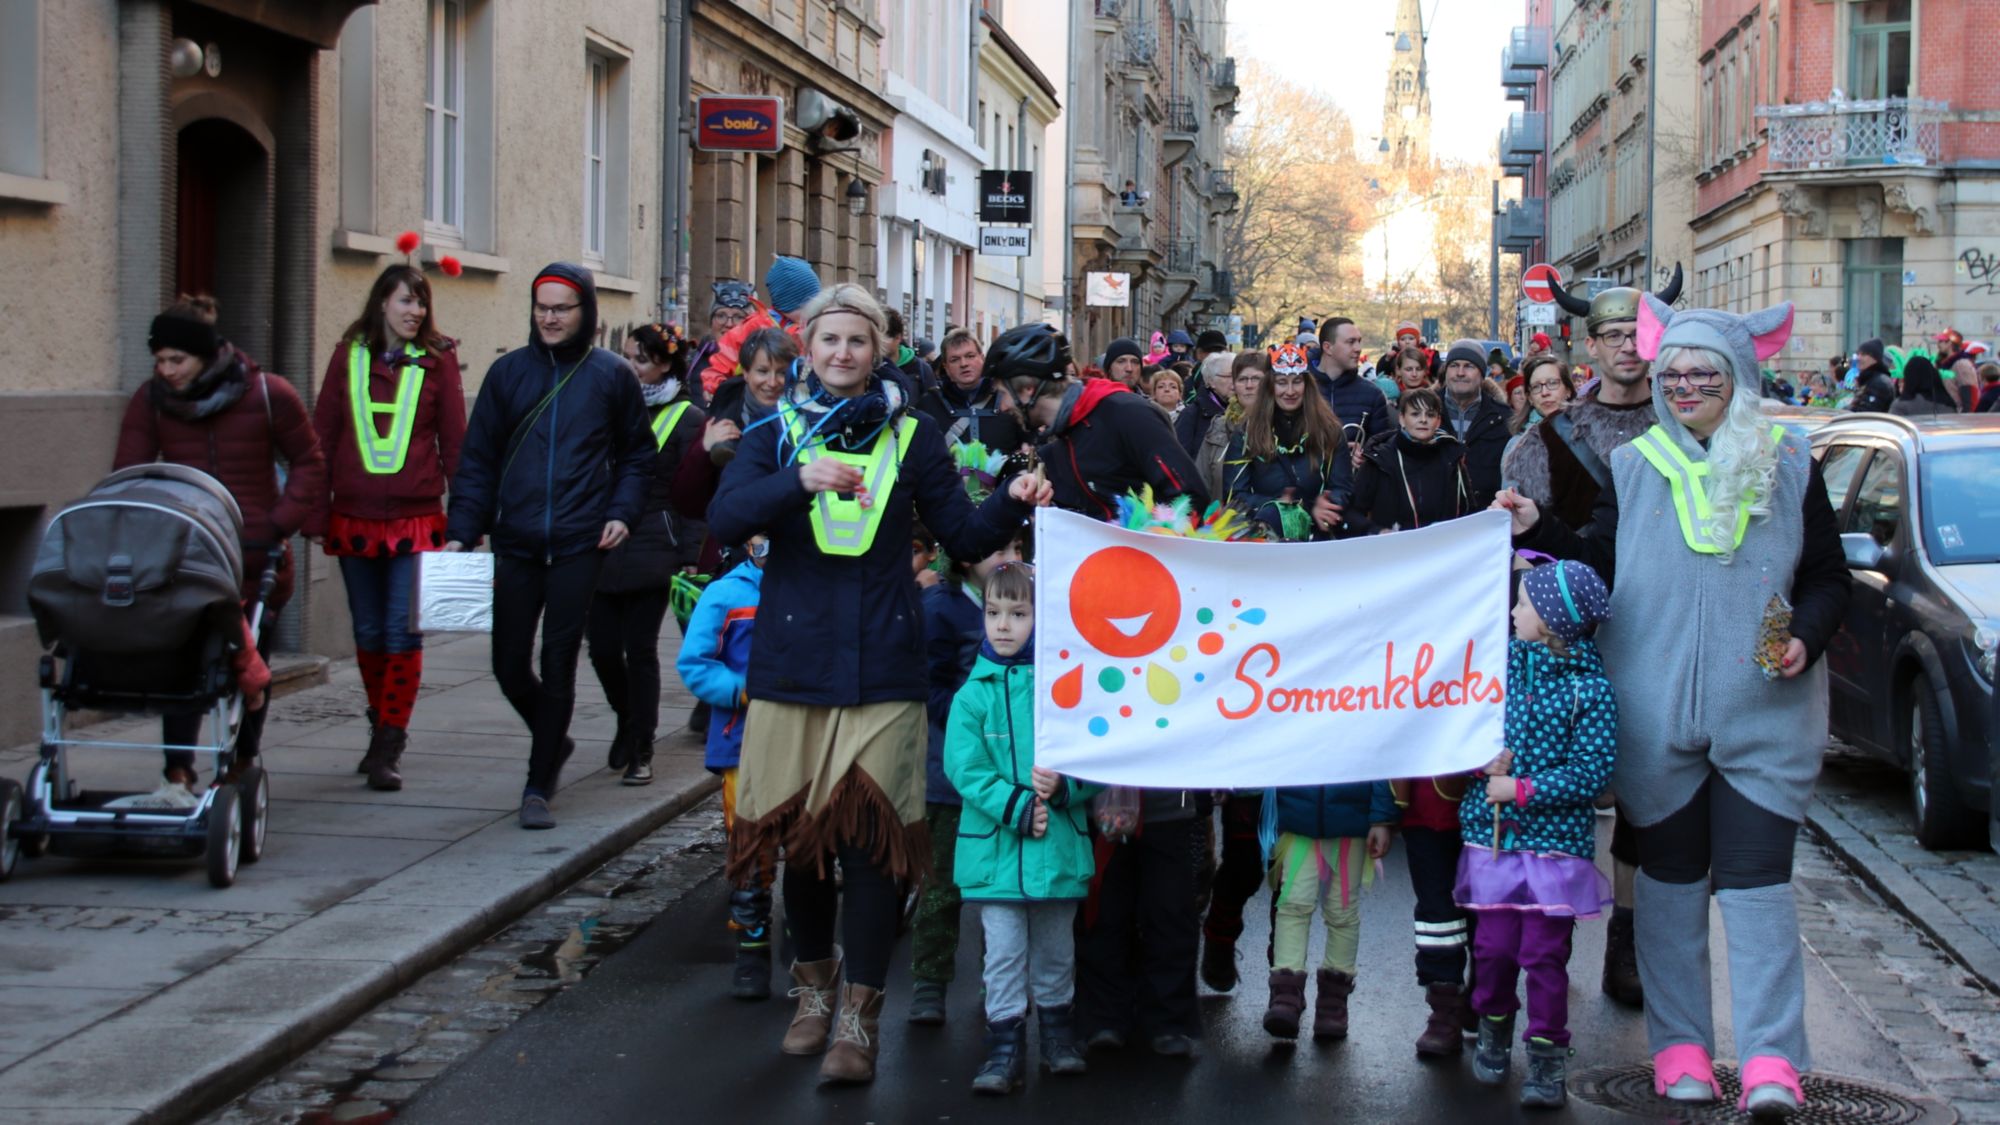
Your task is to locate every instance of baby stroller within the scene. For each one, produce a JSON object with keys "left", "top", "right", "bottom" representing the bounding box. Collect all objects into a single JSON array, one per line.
[{"left": 5, "top": 464, "right": 277, "bottom": 888}]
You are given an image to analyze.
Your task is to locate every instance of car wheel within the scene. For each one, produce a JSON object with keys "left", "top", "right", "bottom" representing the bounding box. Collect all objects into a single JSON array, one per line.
[{"left": 1908, "top": 676, "right": 1982, "bottom": 850}]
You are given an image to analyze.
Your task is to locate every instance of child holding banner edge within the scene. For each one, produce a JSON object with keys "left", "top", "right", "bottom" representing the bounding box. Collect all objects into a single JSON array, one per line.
[{"left": 1458, "top": 559, "right": 1618, "bottom": 1110}]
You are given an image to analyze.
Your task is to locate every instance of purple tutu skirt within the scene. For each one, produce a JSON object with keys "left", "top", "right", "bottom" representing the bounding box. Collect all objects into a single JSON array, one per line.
[{"left": 1453, "top": 847, "right": 1612, "bottom": 919}]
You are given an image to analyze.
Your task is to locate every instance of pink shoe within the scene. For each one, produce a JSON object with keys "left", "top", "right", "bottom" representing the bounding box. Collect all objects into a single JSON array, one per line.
[
  {"left": 1739, "top": 1056, "right": 1804, "bottom": 1118},
  {"left": 1652, "top": 1044, "right": 1720, "bottom": 1103}
]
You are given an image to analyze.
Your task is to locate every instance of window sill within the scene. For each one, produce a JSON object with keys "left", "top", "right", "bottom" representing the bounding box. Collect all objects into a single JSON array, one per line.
[
  {"left": 592, "top": 271, "right": 642, "bottom": 294},
  {"left": 424, "top": 247, "right": 511, "bottom": 275},
  {"left": 0, "top": 172, "right": 70, "bottom": 207},
  {"left": 332, "top": 229, "right": 398, "bottom": 255}
]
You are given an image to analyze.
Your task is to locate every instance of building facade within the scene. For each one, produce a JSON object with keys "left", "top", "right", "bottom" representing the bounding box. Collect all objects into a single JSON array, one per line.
[
  {"left": 1064, "top": 0, "right": 1238, "bottom": 359},
  {"left": 969, "top": 9, "right": 1061, "bottom": 342},
  {"left": 875, "top": 0, "right": 980, "bottom": 347},
  {"left": 0, "top": 0, "right": 676, "bottom": 745},
  {"left": 1689, "top": 0, "right": 2000, "bottom": 368}
]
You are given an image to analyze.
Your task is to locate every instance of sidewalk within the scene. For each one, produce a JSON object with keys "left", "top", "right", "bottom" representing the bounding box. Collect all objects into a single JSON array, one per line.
[{"left": 0, "top": 631, "right": 718, "bottom": 1123}]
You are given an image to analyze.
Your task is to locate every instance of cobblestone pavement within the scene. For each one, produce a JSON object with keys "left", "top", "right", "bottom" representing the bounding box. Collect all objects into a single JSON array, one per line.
[{"left": 205, "top": 797, "right": 729, "bottom": 1124}]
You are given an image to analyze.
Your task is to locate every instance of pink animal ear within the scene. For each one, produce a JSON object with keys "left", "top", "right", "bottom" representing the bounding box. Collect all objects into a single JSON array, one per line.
[
  {"left": 1635, "top": 296, "right": 1668, "bottom": 361},
  {"left": 1747, "top": 303, "right": 1795, "bottom": 361}
]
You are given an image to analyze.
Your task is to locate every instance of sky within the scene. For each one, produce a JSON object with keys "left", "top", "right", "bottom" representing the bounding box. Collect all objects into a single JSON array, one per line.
[{"left": 1226, "top": 0, "right": 1519, "bottom": 164}]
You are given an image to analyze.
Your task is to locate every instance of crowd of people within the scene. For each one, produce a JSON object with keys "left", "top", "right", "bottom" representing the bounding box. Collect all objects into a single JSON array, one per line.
[{"left": 125, "top": 248, "right": 1866, "bottom": 1118}]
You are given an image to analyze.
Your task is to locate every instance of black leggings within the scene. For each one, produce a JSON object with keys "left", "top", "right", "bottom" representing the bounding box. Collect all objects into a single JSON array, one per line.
[
  {"left": 585, "top": 587, "right": 671, "bottom": 745},
  {"left": 783, "top": 836, "right": 905, "bottom": 990},
  {"left": 1633, "top": 772, "right": 1798, "bottom": 890},
  {"left": 164, "top": 610, "right": 273, "bottom": 774},
  {"left": 493, "top": 552, "right": 603, "bottom": 796}
]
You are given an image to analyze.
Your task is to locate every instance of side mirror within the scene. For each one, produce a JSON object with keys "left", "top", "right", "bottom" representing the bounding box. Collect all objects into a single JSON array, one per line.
[{"left": 1840, "top": 532, "right": 1887, "bottom": 572}]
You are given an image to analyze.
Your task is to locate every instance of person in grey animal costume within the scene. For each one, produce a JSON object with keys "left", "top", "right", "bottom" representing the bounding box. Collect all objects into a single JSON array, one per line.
[{"left": 1494, "top": 295, "right": 1851, "bottom": 1119}]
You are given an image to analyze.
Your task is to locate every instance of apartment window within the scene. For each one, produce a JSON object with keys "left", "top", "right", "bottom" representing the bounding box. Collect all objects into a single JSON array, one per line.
[
  {"left": 424, "top": 0, "right": 465, "bottom": 234},
  {"left": 583, "top": 45, "right": 631, "bottom": 274},
  {"left": 337, "top": 6, "right": 377, "bottom": 233},
  {"left": 977, "top": 99, "right": 987, "bottom": 150},
  {"left": 1849, "top": 0, "right": 1912, "bottom": 100},
  {"left": 1843, "top": 238, "right": 1904, "bottom": 347},
  {"left": 0, "top": 0, "right": 43, "bottom": 179},
  {"left": 585, "top": 55, "right": 608, "bottom": 263}
]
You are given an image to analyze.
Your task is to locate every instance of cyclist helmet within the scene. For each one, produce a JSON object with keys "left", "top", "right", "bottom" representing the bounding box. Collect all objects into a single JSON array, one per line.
[{"left": 985, "top": 323, "right": 1074, "bottom": 385}]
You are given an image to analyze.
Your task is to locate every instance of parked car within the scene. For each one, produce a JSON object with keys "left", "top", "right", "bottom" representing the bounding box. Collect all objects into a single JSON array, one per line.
[
  {"left": 1759, "top": 399, "right": 1840, "bottom": 435},
  {"left": 1809, "top": 414, "right": 1998, "bottom": 849}
]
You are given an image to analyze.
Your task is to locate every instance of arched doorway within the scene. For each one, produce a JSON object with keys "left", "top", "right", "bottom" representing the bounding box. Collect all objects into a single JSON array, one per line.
[{"left": 175, "top": 117, "right": 273, "bottom": 365}]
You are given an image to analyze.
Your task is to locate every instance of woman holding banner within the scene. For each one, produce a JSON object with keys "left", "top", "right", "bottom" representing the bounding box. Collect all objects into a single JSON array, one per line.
[
  {"left": 707, "top": 283, "right": 1047, "bottom": 1087},
  {"left": 1495, "top": 297, "right": 1849, "bottom": 1117}
]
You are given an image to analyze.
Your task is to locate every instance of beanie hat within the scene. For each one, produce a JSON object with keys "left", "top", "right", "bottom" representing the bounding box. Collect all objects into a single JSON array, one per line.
[
  {"left": 1394, "top": 321, "right": 1421, "bottom": 340},
  {"left": 763, "top": 256, "right": 821, "bottom": 314},
  {"left": 147, "top": 311, "right": 221, "bottom": 359},
  {"left": 1856, "top": 338, "right": 1886, "bottom": 364},
  {"left": 1443, "top": 339, "right": 1486, "bottom": 371},
  {"left": 1531, "top": 331, "right": 1553, "bottom": 353},
  {"left": 1521, "top": 559, "right": 1612, "bottom": 645},
  {"left": 1103, "top": 337, "right": 1145, "bottom": 367},
  {"left": 1197, "top": 328, "right": 1228, "bottom": 352},
  {"left": 1504, "top": 375, "right": 1525, "bottom": 399}
]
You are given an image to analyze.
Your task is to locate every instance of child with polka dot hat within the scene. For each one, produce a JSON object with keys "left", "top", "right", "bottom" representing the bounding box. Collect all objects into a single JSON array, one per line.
[{"left": 1456, "top": 558, "right": 1618, "bottom": 1110}]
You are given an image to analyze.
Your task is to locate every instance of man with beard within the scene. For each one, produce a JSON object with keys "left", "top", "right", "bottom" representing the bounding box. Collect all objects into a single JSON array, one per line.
[
  {"left": 916, "top": 328, "right": 1026, "bottom": 455},
  {"left": 1495, "top": 265, "right": 1685, "bottom": 1010}
]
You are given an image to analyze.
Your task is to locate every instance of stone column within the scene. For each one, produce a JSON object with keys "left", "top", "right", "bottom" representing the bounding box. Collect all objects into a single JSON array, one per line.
[
  {"left": 118, "top": 0, "right": 172, "bottom": 393},
  {"left": 775, "top": 147, "right": 806, "bottom": 259}
]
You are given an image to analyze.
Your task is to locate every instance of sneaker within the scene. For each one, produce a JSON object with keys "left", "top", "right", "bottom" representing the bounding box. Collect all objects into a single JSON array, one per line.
[
  {"left": 519, "top": 793, "right": 556, "bottom": 830},
  {"left": 621, "top": 758, "right": 654, "bottom": 786},
  {"left": 907, "top": 979, "right": 947, "bottom": 1026},
  {"left": 1520, "top": 1037, "right": 1569, "bottom": 1109},
  {"left": 1471, "top": 1014, "right": 1515, "bottom": 1085},
  {"left": 1150, "top": 1033, "right": 1195, "bottom": 1058}
]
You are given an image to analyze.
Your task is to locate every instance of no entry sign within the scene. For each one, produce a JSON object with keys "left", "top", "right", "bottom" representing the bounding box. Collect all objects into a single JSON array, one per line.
[{"left": 1522, "top": 263, "right": 1562, "bottom": 305}]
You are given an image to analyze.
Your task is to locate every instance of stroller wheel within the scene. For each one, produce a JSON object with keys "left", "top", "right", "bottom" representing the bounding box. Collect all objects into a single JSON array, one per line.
[
  {"left": 0, "top": 779, "right": 23, "bottom": 881},
  {"left": 205, "top": 786, "right": 241, "bottom": 888},
  {"left": 236, "top": 766, "right": 270, "bottom": 864}
]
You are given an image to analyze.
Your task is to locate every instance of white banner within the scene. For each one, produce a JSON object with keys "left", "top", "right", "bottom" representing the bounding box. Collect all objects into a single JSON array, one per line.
[{"left": 1033, "top": 509, "right": 1511, "bottom": 788}]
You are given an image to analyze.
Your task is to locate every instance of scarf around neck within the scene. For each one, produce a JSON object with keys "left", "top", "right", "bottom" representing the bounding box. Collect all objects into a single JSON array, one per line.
[{"left": 151, "top": 346, "right": 249, "bottom": 421}]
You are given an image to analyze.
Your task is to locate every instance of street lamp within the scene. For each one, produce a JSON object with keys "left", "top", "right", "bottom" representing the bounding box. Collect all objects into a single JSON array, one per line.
[{"left": 845, "top": 177, "right": 869, "bottom": 217}]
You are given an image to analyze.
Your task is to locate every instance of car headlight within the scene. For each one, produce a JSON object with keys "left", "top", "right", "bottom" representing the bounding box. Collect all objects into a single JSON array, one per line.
[{"left": 1974, "top": 624, "right": 1999, "bottom": 685}]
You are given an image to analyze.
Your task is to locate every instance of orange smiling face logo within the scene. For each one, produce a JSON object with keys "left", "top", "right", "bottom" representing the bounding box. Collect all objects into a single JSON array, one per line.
[{"left": 1070, "top": 546, "right": 1181, "bottom": 658}]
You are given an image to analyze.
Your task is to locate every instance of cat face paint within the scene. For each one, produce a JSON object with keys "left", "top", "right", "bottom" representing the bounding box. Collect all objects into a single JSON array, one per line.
[{"left": 1660, "top": 360, "right": 1734, "bottom": 437}]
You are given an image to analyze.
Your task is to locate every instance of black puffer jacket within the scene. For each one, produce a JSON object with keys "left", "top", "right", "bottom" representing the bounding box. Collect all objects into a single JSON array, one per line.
[
  {"left": 1038, "top": 379, "right": 1210, "bottom": 520},
  {"left": 1344, "top": 428, "right": 1475, "bottom": 535},
  {"left": 1221, "top": 410, "right": 1354, "bottom": 540},
  {"left": 1443, "top": 391, "right": 1511, "bottom": 506},
  {"left": 596, "top": 391, "right": 706, "bottom": 593}
]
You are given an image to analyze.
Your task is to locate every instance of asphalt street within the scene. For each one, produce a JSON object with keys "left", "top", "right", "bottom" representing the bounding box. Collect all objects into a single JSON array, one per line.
[{"left": 396, "top": 821, "right": 1927, "bottom": 1124}]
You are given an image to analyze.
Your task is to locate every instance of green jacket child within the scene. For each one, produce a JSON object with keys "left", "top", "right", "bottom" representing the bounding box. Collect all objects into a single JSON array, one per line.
[{"left": 944, "top": 644, "right": 1100, "bottom": 902}]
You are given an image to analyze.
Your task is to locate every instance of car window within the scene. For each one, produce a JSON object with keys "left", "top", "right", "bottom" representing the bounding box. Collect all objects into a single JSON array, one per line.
[
  {"left": 1815, "top": 444, "right": 1870, "bottom": 520},
  {"left": 1920, "top": 446, "right": 2000, "bottom": 565},
  {"left": 1845, "top": 449, "right": 1904, "bottom": 547}
]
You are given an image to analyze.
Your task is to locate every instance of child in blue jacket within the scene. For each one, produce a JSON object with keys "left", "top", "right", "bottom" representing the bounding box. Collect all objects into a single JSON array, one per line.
[
  {"left": 1257, "top": 779, "right": 1398, "bottom": 1042},
  {"left": 1456, "top": 559, "right": 1617, "bottom": 1110},
  {"left": 676, "top": 535, "right": 770, "bottom": 1000}
]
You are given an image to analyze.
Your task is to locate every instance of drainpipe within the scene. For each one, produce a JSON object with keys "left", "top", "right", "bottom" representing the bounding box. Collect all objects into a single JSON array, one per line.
[
  {"left": 1062, "top": 3, "right": 1077, "bottom": 338},
  {"left": 1016, "top": 94, "right": 1029, "bottom": 326},
  {"left": 661, "top": 0, "right": 691, "bottom": 325},
  {"left": 1641, "top": 0, "right": 1660, "bottom": 288}
]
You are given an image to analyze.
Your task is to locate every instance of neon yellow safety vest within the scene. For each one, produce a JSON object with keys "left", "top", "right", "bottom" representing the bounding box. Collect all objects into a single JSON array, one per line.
[
  {"left": 785, "top": 411, "right": 919, "bottom": 557},
  {"left": 349, "top": 341, "right": 427, "bottom": 474},
  {"left": 650, "top": 401, "right": 692, "bottom": 451},
  {"left": 1629, "top": 423, "right": 1785, "bottom": 555}
]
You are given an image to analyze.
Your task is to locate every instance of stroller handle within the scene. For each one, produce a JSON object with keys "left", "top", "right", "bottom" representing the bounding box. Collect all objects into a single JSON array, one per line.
[{"left": 248, "top": 543, "right": 287, "bottom": 635}]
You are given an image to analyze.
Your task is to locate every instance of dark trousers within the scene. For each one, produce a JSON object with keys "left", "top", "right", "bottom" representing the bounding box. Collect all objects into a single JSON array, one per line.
[
  {"left": 1634, "top": 772, "right": 1798, "bottom": 890},
  {"left": 1404, "top": 826, "right": 1471, "bottom": 987},
  {"left": 1203, "top": 795, "right": 1266, "bottom": 944},
  {"left": 784, "top": 823, "right": 906, "bottom": 990},
  {"left": 585, "top": 586, "right": 670, "bottom": 748},
  {"left": 1076, "top": 817, "right": 1202, "bottom": 1039},
  {"left": 910, "top": 802, "right": 963, "bottom": 985},
  {"left": 1470, "top": 911, "right": 1576, "bottom": 1045},
  {"left": 493, "top": 552, "right": 602, "bottom": 797},
  {"left": 163, "top": 610, "right": 272, "bottom": 773}
]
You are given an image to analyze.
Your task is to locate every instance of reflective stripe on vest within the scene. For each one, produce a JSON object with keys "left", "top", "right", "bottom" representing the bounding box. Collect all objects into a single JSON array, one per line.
[
  {"left": 650, "top": 401, "right": 692, "bottom": 451},
  {"left": 786, "top": 411, "right": 919, "bottom": 557},
  {"left": 1629, "top": 423, "right": 1784, "bottom": 555},
  {"left": 349, "top": 341, "right": 427, "bottom": 474}
]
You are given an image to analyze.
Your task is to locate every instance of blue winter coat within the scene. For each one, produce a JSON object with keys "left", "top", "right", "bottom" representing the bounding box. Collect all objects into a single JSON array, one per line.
[
  {"left": 1271, "top": 780, "right": 1400, "bottom": 841},
  {"left": 706, "top": 382, "right": 1032, "bottom": 707},
  {"left": 675, "top": 560, "right": 762, "bottom": 771},
  {"left": 1221, "top": 415, "right": 1355, "bottom": 541},
  {"left": 923, "top": 581, "right": 984, "bottom": 805},
  {"left": 446, "top": 263, "right": 653, "bottom": 560},
  {"left": 1457, "top": 638, "right": 1618, "bottom": 859},
  {"left": 1313, "top": 369, "right": 1394, "bottom": 443}
]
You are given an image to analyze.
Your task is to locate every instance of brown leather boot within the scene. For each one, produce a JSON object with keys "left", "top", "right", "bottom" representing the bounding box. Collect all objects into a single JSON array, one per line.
[
  {"left": 1261, "top": 969, "right": 1308, "bottom": 1039},
  {"left": 781, "top": 959, "right": 841, "bottom": 1055},
  {"left": 1313, "top": 969, "right": 1355, "bottom": 1041},
  {"left": 1415, "top": 982, "right": 1465, "bottom": 1056},
  {"left": 818, "top": 982, "right": 884, "bottom": 1084}
]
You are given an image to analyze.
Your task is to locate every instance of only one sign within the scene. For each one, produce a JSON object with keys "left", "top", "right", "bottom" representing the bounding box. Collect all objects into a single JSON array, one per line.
[
  {"left": 1521, "top": 302, "right": 1558, "bottom": 326},
  {"left": 1085, "top": 272, "right": 1130, "bottom": 307},
  {"left": 978, "top": 170, "right": 1035, "bottom": 223},
  {"left": 1522, "top": 263, "right": 1562, "bottom": 304},
  {"left": 694, "top": 95, "right": 784, "bottom": 153},
  {"left": 979, "top": 227, "right": 1031, "bottom": 256}
]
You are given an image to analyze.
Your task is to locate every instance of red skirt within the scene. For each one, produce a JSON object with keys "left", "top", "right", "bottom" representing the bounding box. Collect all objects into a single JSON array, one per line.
[{"left": 323, "top": 511, "right": 449, "bottom": 558}]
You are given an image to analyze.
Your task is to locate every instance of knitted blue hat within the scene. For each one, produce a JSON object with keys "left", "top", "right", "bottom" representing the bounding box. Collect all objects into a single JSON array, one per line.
[
  {"left": 764, "top": 256, "right": 821, "bottom": 314},
  {"left": 1521, "top": 559, "right": 1611, "bottom": 644}
]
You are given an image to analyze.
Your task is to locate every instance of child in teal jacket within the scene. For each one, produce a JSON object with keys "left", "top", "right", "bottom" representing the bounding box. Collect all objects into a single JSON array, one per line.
[{"left": 943, "top": 562, "right": 1097, "bottom": 1095}]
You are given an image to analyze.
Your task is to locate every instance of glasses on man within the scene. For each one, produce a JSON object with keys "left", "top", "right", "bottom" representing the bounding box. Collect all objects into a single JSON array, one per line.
[
  {"left": 1592, "top": 329, "right": 1638, "bottom": 349},
  {"left": 1658, "top": 369, "right": 1727, "bottom": 389},
  {"left": 535, "top": 302, "right": 582, "bottom": 319}
]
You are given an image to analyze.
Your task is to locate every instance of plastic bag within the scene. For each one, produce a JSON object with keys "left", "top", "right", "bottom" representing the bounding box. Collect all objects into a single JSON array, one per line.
[
  {"left": 1090, "top": 786, "right": 1142, "bottom": 843},
  {"left": 413, "top": 552, "right": 495, "bottom": 633}
]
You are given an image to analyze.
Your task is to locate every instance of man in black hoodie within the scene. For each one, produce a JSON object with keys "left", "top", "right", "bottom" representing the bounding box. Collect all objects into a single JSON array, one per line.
[
  {"left": 447, "top": 263, "right": 654, "bottom": 829},
  {"left": 1850, "top": 338, "right": 1898, "bottom": 413}
]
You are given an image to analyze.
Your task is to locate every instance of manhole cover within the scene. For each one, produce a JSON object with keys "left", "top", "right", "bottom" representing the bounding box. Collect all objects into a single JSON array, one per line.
[{"left": 1570, "top": 1063, "right": 1956, "bottom": 1123}]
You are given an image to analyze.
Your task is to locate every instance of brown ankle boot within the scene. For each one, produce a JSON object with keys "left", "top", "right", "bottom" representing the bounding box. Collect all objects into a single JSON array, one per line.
[
  {"left": 1313, "top": 969, "right": 1354, "bottom": 1040},
  {"left": 781, "top": 959, "right": 841, "bottom": 1055},
  {"left": 1261, "top": 969, "right": 1308, "bottom": 1039},
  {"left": 818, "top": 982, "right": 884, "bottom": 1084},
  {"left": 1415, "top": 982, "right": 1465, "bottom": 1056},
  {"left": 366, "top": 727, "right": 405, "bottom": 792}
]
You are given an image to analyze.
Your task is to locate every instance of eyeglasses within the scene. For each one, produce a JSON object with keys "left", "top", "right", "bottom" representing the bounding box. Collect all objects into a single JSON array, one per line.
[
  {"left": 1658, "top": 369, "right": 1727, "bottom": 389},
  {"left": 1528, "top": 380, "right": 1566, "bottom": 394},
  {"left": 535, "top": 302, "right": 581, "bottom": 318},
  {"left": 1592, "top": 330, "right": 1638, "bottom": 349}
]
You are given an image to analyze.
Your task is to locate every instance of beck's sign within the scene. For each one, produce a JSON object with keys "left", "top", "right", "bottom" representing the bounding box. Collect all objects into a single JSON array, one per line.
[
  {"left": 1033, "top": 509, "right": 1510, "bottom": 788},
  {"left": 978, "top": 170, "right": 1034, "bottom": 223},
  {"left": 695, "top": 95, "right": 784, "bottom": 153}
]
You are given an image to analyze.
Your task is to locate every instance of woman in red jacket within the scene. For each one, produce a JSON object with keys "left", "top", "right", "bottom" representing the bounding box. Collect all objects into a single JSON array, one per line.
[
  {"left": 311, "top": 265, "right": 467, "bottom": 791},
  {"left": 113, "top": 297, "right": 328, "bottom": 801}
]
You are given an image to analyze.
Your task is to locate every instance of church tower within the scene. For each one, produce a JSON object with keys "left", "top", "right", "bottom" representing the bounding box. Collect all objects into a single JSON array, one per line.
[{"left": 1382, "top": 0, "right": 1432, "bottom": 168}]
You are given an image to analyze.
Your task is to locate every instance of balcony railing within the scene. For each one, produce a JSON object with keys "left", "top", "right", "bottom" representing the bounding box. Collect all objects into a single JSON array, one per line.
[
  {"left": 1213, "top": 57, "right": 1237, "bottom": 90},
  {"left": 1209, "top": 167, "right": 1236, "bottom": 195},
  {"left": 1166, "top": 96, "right": 1200, "bottom": 135},
  {"left": 1499, "top": 199, "right": 1545, "bottom": 249},
  {"left": 1510, "top": 26, "right": 1551, "bottom": 69},
  {"left": 1757, "top": 97, "right": 1946, "bottom": 170},
  {"left": 1210, "top": 268, "right": 1234, "bottom": 300},
  {"left": 1167, "top": 238, "right": 1198, "bottom": 274}
]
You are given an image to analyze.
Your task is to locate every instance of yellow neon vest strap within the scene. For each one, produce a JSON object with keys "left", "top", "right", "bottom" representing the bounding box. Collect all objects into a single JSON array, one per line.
[
  {"left": 1630, "top": 424, "right": 1784, "bottom": 554},
  {"left": 348, "top": 341, "right": 427, "bottom": 474},
  {"left": 650, "top": 401, "right": 692, "bottom": 451},
  {"left": 787, "top": 411, "right": 919, "bottom": 557}
]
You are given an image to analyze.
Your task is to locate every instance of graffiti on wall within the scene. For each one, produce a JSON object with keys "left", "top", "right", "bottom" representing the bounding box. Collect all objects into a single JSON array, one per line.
[
  {"left": 1904, "top": 293, "right": 1939, "bottom": 345},
  {"left": 1963, "top": 249, "right": 2000, "bottom": 297}
]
